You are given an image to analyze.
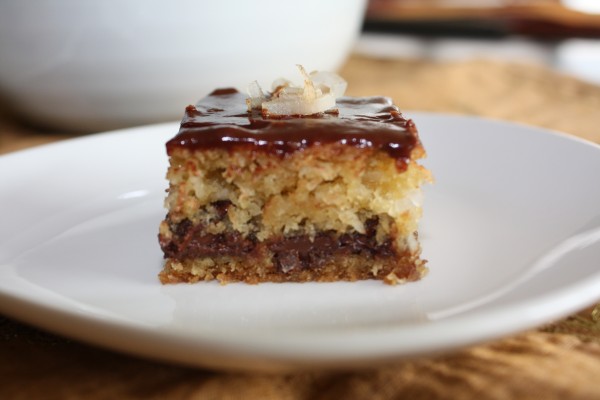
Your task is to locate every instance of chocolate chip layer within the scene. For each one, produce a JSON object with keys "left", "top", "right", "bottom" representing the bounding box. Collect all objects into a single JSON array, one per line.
[{"left": 159, "top": 214, "right": 396, "bottom": 273}]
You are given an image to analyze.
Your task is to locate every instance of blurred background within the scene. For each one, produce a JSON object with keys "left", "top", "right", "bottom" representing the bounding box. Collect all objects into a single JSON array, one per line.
[
  {"left": 362, "top": 0, "right": 600, "bottom": 83},
  {"left": 1, "top": 0, "right": 600, "bottom": 148}
]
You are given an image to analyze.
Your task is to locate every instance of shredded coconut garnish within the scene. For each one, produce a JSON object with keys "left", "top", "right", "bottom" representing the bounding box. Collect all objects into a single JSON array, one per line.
[{"left": 246, "top": 65, "right": 347, "bottom": 116}]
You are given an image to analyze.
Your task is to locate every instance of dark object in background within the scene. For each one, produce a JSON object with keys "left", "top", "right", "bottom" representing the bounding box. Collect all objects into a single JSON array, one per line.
[{"left": 364, "top": 0, "right": 600, "bottom": 38}]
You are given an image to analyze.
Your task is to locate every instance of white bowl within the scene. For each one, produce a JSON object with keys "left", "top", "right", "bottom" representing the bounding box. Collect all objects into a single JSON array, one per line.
[{"left": 0, "top": 0, "right": 366, "bottom": 132}]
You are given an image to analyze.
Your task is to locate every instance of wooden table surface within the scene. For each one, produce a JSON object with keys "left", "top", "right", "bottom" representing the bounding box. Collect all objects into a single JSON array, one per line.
[{"left": 1, "top": 54, "right": 600, "bottom": 399}]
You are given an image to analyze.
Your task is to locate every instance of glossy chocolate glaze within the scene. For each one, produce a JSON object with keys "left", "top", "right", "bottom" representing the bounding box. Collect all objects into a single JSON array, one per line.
[{"left": 166, "top": 88, "right": 421, "bottom": 165}]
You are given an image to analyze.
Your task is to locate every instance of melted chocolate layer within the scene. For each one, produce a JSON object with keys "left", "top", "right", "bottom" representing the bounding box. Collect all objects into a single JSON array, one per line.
[
  {"left": 160, "top": 216, "right": 395, "bottom": 273},
  {"left": 166, "top": 88, "right": 420, "bottom": 164}
]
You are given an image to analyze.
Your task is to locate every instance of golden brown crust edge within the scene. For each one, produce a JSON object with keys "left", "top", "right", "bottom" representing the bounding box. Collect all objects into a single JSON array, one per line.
[{"left": 159, "top": 252, "right": 427, "bottom": 286}]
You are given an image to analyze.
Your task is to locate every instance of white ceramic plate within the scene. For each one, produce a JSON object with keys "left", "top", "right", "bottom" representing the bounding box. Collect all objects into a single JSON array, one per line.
[{"left": 1, "top": 114, "right": 599, "bottom": 371}]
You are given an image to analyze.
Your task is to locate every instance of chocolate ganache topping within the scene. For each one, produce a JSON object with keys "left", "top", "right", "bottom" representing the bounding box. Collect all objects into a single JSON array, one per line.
[{"left": 166, "top": 88, "right": 421, "bottom": 165}]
